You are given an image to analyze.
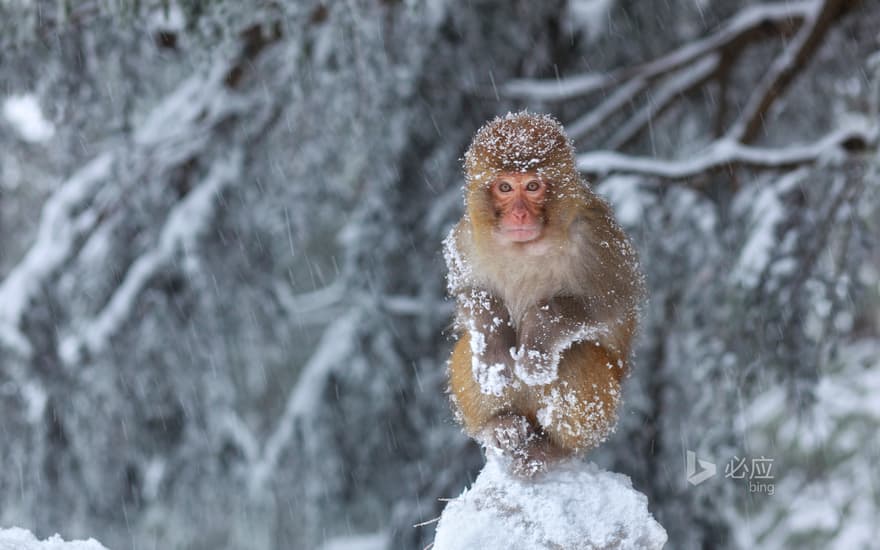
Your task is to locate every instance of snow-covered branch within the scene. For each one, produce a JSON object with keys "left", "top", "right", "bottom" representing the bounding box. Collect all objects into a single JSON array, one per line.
[
  {"left": 502, "top": 1, "right": 814, "bottom": 102},
  {"left": 606, "top": 54, "right": 719, "bottom": 149},
  {"left": 578, "top": 123, "right": 877, "bottom": 180},
  {"left": 382, "top": 294, "right": 454, "bottom": 317},
  {"left": 566, "top": 77, "right": 647, "bottom": 142},
  {"left": 494, "top": 0, "right": 872, "bottom": 190},
  {"left": 272, "top": 279, "right": 345, "bottom": 317},
  {"left": 59, "top": 152, "right": 243, "bottom": 363},
  {"left": 501, "top": 0, "right": 867, "bottom": 184},
  {"left": 249, "top": 309, "right": 363, "bottom": 491},
  {"left": 0, "top": 153, "right": 113, "bottom": 357},
  {"left": 727, "top": 0, "right": 853, "bottom": 143},
  {"left": 45, "top": 24, "right": 287, "bottom": 364}
]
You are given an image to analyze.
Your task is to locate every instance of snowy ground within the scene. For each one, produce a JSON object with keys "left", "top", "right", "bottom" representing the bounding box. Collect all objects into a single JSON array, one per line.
[
  {"left": 433, "top": 457, "right": 667, "bottom": 550},
  {"left": 0, "top": 528, "right": 107, "bottom": 550}
]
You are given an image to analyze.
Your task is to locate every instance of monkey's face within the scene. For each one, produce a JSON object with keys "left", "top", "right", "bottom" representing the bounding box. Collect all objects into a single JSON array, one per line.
[{"left": 490, "top": 171, "right": 547, "bottom": 244}]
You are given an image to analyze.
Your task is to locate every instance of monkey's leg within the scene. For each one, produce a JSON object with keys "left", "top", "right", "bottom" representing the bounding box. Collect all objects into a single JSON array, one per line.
[
  {"left": 449, "top": 333, "right": 579, "bottom": 478},
  {"left": 535, "top": 341, "right": 627, "bottom": 454}
]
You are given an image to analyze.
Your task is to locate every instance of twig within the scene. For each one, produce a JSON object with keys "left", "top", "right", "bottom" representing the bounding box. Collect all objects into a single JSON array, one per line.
[{"left": 413, "top": 516, "right": 441, "bottom": 528}]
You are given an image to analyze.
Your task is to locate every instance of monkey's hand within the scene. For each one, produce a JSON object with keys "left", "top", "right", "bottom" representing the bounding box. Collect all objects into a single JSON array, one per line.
[
  {"left": 459, "top": 289, "right": 517, "bottom": 395},
  {"left": 515, "top": 297, "right": 594, "bottom": 386}
]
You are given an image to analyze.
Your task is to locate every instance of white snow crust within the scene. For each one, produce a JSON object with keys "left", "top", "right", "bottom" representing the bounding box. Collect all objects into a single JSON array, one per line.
[
  {"left": 433, "top": 458, "right": 667, "bottom": 550},
  {"left": 2, "top": 94, "right": 55, "bottom": 142},
  {"left": 0, "top": 528, "right": 108, "bottom": 550}
]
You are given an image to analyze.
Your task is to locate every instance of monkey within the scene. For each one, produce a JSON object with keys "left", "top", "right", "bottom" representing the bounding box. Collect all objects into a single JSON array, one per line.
[{"left": 444, "top": 112, "right": 645, "bottom": 476}]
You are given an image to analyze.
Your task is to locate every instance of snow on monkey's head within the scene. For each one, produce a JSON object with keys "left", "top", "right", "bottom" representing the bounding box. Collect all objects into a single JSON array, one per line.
[
  {"left": 463, "top": 111, "right": 588, "bottom": 239},
  {"left": 464, "top": 111, "right": 580, "bottom": 193}
]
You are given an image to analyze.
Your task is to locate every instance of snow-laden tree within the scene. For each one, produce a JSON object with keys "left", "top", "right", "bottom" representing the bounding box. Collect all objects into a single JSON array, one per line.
[{"left": 0, "top": 1, "right": 878, "bottom": 549}]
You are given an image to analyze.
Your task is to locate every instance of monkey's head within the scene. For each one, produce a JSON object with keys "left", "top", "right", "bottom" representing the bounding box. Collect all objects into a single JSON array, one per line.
[{"left": 463, "top": 112, "right": 586, "bottom": 245}]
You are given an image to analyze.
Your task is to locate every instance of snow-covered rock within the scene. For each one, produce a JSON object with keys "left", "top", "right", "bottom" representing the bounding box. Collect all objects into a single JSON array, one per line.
[
  {"left": 0, "top": 528, "right": 108, "bottom": 550},
  {"left": 433, "top": 458, "right": 667, "bottom": 550}
]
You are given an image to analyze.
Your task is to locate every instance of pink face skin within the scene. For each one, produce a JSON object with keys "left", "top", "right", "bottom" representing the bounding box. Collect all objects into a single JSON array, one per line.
[{"left": 491, "top": 172, "right": 547, "bottom": 244}]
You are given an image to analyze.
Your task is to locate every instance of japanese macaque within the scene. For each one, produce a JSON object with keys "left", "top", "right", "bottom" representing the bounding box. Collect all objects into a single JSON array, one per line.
[{"left": 444, "top": 112, "right": 644, "bottom": 476}]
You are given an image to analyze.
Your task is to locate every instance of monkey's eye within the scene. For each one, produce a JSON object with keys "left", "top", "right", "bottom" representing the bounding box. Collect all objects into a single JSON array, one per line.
[
  {"left": 497, "top": 182, "right": 513, "bottom": 193},
  {"left": 526, "top": 181, "right": 541, "bottom": 192}
]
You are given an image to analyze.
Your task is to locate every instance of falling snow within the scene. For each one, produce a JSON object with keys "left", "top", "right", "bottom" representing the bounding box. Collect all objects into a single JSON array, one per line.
[{"left": 0, "top": 1, "right": 878, "bottom": 549}]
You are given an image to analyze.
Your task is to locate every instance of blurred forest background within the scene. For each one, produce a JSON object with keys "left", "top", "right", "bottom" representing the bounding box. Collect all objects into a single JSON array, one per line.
[{"left": 1, "top": 1, "right": 878, "bottom": 549}]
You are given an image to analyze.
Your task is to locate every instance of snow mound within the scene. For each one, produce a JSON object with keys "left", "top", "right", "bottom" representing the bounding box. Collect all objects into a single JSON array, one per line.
[
  {"left": 0, "top": 528, "right": 108, "bottom": 550},
  {"left": 433, "top": 458, "right": 667, "bottom": 550}
]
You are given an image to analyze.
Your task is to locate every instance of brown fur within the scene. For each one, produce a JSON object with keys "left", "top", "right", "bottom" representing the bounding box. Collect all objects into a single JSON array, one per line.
[
  {"left": 445, "top": 112, "right": 645, "bottom": 469},
  {"left": 449, "top": 333, "right": 629, "bottom": 452}
]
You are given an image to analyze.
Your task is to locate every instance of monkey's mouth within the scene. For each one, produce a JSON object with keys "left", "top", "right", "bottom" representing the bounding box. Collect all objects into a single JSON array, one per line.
[{"left": 500, "top": 226, "right": 542, "bottom": 243}]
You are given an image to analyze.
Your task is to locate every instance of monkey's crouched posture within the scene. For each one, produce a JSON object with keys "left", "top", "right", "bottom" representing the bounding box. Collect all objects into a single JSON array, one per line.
[{"left": 444, "top": 112, "right": 645, "bottom": 476}]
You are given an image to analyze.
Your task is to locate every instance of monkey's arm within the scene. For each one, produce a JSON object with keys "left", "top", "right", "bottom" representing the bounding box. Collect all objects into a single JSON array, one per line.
[
  {"left": 515, "top": 296, "right": 615, "bottom": 385},
  {"left": 456, "top": 289, "right": 517, "bottom": 386},
  {"left": 445, "top": 223, "right": 518, "bottom": 389}
]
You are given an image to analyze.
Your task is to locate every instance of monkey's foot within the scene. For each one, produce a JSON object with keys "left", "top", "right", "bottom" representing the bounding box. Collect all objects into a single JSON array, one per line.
[
  {"left": 481, "top": 415, "right": 568, "bottom": 478},
  {"left": 509, "top": 435, "right": 571, "bottom": 478},
  {"left": 480, "top": 414, "right": 536, "bottom": 456}
]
